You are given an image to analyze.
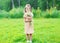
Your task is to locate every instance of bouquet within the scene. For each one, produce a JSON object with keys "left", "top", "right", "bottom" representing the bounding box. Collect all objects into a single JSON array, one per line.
[{"left": 25, "top": 13, "right": 32, "bottom": 22}]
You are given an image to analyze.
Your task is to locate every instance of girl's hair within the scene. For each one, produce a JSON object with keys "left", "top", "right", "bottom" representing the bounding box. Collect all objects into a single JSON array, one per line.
[{"left": 24, "top": 4, "right": 32, "bottom": 13}]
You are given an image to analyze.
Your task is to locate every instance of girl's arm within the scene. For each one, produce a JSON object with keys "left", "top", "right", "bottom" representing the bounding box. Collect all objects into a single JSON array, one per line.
[
  {"left": 27, "top": 13, "right": 33, "bottom": 22},
  {"left": 23, "top": 13, "right": 33, "bottom": 22},
  {"left": 27, "top": 16, "right": 32, "bottom": 19},
  {"left": 23, "top": 14, "right": 27, "bottom": 22}
]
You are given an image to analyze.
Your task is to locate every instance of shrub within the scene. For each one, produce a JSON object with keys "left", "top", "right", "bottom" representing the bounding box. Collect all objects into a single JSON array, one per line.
[
  {"left": 58, "top": 10, "right": 60, "bottom": 18},
  {"left": 41, "top": 7, "right": 60, "bottom": 18},
  {"left": 50, "top": 7, "right": 59, "bottom": 18},
  {"left": 32, "top": 8, "right": 36, "bottom": 18},
  {"left": 0, "top": 10, "right": 9, "bottom": 18},
  {"left": 51, "top": 8, "right": 58, "bottom": 18},
  {"left": 32, "top": 7, "right": 41, "bottom": 18},
  {"left": 41, "top": 9, "right": 51, "bottom": 18},
  {"left": 9, "top": 7, "right": 24, "bottom": 18},
  {"left": 0, "top": 7, "right": 60, "bottom": 18},
  {"left": 36, "top": 7, "right": 41, "bottom": 18}
]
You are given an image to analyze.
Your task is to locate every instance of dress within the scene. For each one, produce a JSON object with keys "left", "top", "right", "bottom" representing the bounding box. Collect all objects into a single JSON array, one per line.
[{"left": 24, "top": 12, "right": 34, "bottom": 34}]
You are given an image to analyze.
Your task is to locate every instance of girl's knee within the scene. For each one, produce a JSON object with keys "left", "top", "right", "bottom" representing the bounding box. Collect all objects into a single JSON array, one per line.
[
  {"left": 26, "top": 34, "right": 29, "bottom": 36},
  {"left": 30, "top": 34, "right": 32, "bottom": 36}
]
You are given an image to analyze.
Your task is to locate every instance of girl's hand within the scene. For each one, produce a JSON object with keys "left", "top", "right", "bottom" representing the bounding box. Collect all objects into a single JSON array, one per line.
[
  {"left": 26, "top": 16, "right": 32, "bottom": 22},
  {"left": 24, "top": 16, "right": 32, "bottom": 22}
]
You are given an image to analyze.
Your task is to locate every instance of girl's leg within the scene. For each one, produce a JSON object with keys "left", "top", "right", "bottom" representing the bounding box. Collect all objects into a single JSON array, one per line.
[
  {"left": 26, "top": 34, "right": 29, "bottom": 42},
  {"left": 29, "top": 34, "right": 32, "bottom": 43},
  {"left": 30, "top": 34, "right": 32, "bottom": 40}
]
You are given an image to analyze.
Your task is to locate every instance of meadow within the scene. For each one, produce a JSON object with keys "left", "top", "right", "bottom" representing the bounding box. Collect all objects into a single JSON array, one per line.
[{"left": 0, "top": 18, "right": 60, "bottom": 43}]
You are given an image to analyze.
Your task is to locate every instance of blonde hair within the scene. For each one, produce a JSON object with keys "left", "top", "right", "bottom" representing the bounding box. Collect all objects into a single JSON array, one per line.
[{"left": 24, "top": 4, "right": 32, "bottom": 13}]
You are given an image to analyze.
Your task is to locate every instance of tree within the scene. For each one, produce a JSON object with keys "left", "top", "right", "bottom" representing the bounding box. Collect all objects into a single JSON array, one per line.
[
  {"left": 52, "top": 0, "right": 56, "bottom": 7},
  {"left": 0, "top": 0, "right": 60, "bottom": 11},
  {"left": 0, "top": 0, "right": 11, "bottom": 11},
  {"left": 11, "top": 0, "right": 15, "bottom": 8},
  {"left": 18, "top": 0, "right": 20, "bottom": 7},
  {"left": 38, "top": 0, "right": 47, "bottom": 10}
]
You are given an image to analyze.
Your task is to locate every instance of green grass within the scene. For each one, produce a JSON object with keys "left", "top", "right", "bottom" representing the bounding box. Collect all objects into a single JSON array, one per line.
[{"left": 0, "top": 18, "right": 60, "bottom": 43}]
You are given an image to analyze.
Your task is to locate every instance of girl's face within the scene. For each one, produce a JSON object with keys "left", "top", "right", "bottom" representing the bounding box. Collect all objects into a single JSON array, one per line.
[
  {"left": 25, "top": 7, "right": 30, "bottom": 12},
  {"left": 25, "top": 5, "right": 31, "bottom": 12}
]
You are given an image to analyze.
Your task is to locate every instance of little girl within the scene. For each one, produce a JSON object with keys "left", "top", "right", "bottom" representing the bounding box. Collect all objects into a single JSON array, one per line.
[{"left": 23, "top": 4, "right": 34, "bottom": 43}]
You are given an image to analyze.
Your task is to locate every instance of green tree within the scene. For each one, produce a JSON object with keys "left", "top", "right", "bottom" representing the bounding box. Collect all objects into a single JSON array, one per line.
[
  {"left": 0, "top": 0, "right": 11, "bottom": 11},
  {"left": 11, "top": 0, "right": 15, "bottom": 8}
]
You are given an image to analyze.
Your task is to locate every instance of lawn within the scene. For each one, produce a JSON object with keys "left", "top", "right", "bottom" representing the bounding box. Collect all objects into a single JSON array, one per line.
[{"left": 0, "top": 18, "right": 60, "bottom": 43}]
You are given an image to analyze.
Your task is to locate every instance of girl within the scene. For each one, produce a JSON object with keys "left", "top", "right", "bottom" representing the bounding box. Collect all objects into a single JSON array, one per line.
[{"left": 23, "top": 4, "right": 34, "bottom": 43}]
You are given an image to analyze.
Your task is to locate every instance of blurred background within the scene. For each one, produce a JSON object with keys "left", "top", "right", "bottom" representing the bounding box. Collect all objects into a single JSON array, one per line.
[
  {"left": 0, "top": 0, "right": 60, "bottom": 43},
  {"left": 0, "top": 0, "right": 60, "bottom": 18}
]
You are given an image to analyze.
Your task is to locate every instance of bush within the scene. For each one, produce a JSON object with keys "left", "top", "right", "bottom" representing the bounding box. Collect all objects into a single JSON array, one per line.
[
  {"left": 32, "top": 7, "right": 41, "bottom": 18},
  {"left": 41, "top": 7, "right": 60, "bottom": 18},
  {"left": 32, "top": 8, "right": 36, "bottom": 18},
  {"left": 0, "top": 10, "right": 9, "bottom": 18},
  {"left": 40, "top": 9, "right": 50, "bottom": 18},
  {"left": 0, "top": 7, "right": 60, "bottom": 18},
  {"left": 58, "top": 10, "right": 60, "bottom": 18},
  {"left": 50, "top": 7, "right": 59, "bottom": 18},
  {"left": 9, "top": 7, "right": 24, "bottom": 18},
  {"left": 44, "top": 11, "right": 51, "bottom": 18}
]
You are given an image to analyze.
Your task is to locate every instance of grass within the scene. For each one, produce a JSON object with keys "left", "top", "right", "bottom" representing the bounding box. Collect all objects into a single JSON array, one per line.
[{"left": 0, "top": 18, "right": 60, "bottom": 43}]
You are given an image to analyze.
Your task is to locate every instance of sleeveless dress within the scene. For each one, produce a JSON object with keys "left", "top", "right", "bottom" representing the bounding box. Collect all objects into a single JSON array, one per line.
[{"left": 23, "top": 12, "right": 34, "bottom": 34}]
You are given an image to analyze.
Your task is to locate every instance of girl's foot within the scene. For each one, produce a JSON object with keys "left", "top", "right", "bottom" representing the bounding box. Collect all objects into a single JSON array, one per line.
[
  {"left": 27, "top": 40, "right": 29, "bottom": 43},
  {"left": 30, "top": 40, "right": 32, "bottom": 43}
]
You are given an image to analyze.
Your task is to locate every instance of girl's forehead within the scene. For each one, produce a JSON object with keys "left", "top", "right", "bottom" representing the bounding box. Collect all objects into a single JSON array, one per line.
[
  {"left": 26, "top": 5, "right": 30, "bottom": 7},
  {"left": 25, "top": 7, "right": 30, "bottom": 9}
]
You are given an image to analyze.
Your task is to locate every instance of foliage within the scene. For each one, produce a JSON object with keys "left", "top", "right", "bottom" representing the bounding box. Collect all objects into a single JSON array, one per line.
[
  {"left": 0, "top": 7, "right": 60, "bottom": 18},
  {"left": 32, "top": 7, "right": 41, "bottom": 18},
  {"left": 0, "top": 10, "right": 9, "bottom": 18},
  {"left": 9, "top": 7, "right": 24, "bottom": 18},
  {"left": 0, "top": 0, "right": 60, "bottom": 11},
  {"left": 33, "top": 7, "right": 60, "bottom": 18},
  {"left": 44, "top": 7, "right": 60, "bottom": 18},
  {"left": 0, "top": 0, "right": 11, "bottom": 11}
]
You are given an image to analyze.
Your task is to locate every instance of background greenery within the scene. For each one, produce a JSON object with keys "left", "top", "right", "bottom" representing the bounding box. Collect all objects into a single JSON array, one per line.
[
  {"left": 0, "top": 0, "right": 60, "bottom": 18},
  {"left": 0, "top": 7, "right": 60, "bottom": 18},
  {"left": 0, "top": 0, "right": 60, "bottom": 43},
  {"left": 0, "top": 0, "right": 60, "bottom": 11}
]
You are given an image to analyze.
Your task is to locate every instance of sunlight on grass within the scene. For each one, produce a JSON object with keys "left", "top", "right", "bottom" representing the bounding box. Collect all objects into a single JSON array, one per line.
[{"left": 0, "top": 18, "right": 60, "bottom": 43}]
